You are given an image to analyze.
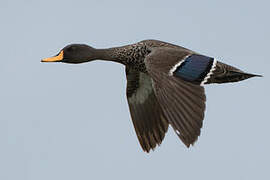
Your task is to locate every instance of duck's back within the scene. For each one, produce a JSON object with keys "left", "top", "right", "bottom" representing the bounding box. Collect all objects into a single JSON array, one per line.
[{"left": 140, "top": 39, "right": 193, "bottom": 52}]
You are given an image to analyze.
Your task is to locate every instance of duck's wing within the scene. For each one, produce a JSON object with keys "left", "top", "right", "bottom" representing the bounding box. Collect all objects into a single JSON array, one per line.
[
  {"left": 141, "top": 40, "right": 261, "bottom": 85},
  {"left": 145, "top": 47, "right": 207, "bottom": 147},
  {"left": 125, "top": 67, "right": 168, "bottom": 152}
]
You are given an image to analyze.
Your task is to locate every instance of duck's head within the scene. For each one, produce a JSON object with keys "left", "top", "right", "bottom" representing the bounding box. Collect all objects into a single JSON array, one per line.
[{"left": 41, "top": 44, "right": 97, "bottom": 64}]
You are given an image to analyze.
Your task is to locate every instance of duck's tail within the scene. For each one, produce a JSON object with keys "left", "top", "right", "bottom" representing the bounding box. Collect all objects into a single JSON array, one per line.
[{"left": 203, "top": 61, "right": 262, "bottom": 85}]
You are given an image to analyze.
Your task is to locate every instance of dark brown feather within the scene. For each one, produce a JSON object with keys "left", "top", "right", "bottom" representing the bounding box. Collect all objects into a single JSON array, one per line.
[
  {"left": 205, "top": 61, "right": 262, "bottom": 84},
  {"left": 126, "top": 67, "right": 169, "bottom": 152},
  {"left": 145, "top": 49, "right": 206, "bottom": 147}
]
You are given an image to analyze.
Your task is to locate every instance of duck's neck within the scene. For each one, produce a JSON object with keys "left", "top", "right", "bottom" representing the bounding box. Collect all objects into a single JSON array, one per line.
[{"left": 93, "top": 46, "right": 128, "bottom": 65}]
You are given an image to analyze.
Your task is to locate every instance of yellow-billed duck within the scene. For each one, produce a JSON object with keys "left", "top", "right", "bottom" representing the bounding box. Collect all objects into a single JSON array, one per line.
[{"left": 42, "top": 39, "right": 261, "bottom": 153}]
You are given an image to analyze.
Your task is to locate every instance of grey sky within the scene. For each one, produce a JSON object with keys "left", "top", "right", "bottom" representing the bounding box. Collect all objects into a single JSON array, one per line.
[{"left": 0, "top": 0, "right": 269, "bottom": 179}]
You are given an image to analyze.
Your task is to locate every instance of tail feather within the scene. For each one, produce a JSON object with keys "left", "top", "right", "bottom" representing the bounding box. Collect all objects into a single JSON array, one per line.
[{"left": 204, "top": 61, "right": 262, "bottom": 84}]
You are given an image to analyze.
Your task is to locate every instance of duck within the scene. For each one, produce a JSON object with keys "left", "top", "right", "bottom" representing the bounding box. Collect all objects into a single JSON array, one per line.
[{"left": 42, "top": 39, "right": 261, "bottom": 153}]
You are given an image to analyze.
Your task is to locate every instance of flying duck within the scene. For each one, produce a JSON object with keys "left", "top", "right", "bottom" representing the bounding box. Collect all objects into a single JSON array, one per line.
[{"left": 42, "top": 39, "right": 261, "bottom": 152}]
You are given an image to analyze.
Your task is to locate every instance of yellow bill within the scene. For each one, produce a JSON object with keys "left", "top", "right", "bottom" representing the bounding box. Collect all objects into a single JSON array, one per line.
[{"left": 41, "top": 50, "right": 64, "bottom": 62}]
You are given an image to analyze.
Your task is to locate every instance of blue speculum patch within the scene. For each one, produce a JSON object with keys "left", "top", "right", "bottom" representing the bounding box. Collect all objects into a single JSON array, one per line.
[{"left": 173, "top": 54, "right": 214, "bottom": 84}]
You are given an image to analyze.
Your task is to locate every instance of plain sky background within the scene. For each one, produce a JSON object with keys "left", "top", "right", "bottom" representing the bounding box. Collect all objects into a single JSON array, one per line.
[{"left": 0, "top": 0, "right": 269, "bottom": 179}]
